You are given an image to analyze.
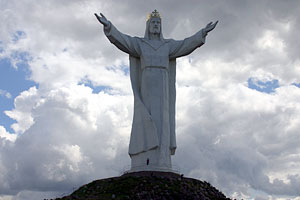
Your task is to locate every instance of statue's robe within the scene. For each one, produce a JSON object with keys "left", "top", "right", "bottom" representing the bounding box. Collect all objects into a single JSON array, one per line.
[{"left": 104, "top": 22, "right": 206, "bottom": 171}]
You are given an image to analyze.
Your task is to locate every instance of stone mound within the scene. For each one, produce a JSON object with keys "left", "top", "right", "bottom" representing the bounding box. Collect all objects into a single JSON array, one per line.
[{"left": 52, "top": 171, "right": 231, "bottom": 200}]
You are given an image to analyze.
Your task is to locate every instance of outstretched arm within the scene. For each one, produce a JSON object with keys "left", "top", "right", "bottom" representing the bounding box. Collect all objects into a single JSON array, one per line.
[
  {"left": 169, "top": 20, "right": 218, "bottom": 59},
  {"left": 95, "top": 13, "right": 140, "bottom": 57}
]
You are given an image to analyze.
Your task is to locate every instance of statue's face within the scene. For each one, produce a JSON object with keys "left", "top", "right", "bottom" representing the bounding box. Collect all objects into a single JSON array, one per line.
[{"left": 149, "top": 17, "right": 161, "bottom": 34}]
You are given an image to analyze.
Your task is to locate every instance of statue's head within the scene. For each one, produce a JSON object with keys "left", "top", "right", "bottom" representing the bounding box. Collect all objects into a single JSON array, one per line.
[
  {"left": 149, "top": 17, "right": 161, "bottom": 34},
  {"left": 144, "top": 10, "right": 164, "bottom": 40}
]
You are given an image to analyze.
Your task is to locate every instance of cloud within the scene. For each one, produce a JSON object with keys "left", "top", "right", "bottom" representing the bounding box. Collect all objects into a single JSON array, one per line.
[
  {"left": 0, "top": 126, "right": 16, "bottom": 142},
  {"left": 174, "top": 81, "right": 300, "bottom": 197},
  {"left": 4, "top": 87, "right": 37, "bottom": 134},
  {"left": 1, "top": 0, "right": 300, "bottom": 199},
  {"left": 0, "top": 84, "right": 132, "bottom": 197},
  {"left": 0, "top": 90, "right": 11, "bottom": 99}
]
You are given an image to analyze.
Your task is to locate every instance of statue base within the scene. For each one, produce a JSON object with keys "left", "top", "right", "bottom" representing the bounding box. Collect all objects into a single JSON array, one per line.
[{"left": 127, "top": 165, "right": 179, "bottom": 174}]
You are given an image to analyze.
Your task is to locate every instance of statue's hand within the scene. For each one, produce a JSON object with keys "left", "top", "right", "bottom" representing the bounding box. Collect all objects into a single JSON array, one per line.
[
  {"left": 203, "top": 21, "right": 218, "bottom": 35},
  {"left": 94, "top": 13, "right": 110, "bottom": 27}
]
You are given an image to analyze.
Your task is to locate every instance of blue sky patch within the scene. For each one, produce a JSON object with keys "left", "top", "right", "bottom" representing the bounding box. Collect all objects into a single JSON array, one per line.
[
  {"left": 79, "top": 78, "right": 111, "bottom": 94},
  {"left": 292, "top": 83, "right": 300, "bottom": 88},
  {"left": 0, "top": 55, "right": 37, "bottom": 133},
  {"left": 121, "top": 65, "right": 129, "bottom": 76},
  {"left": 12, "top": 31, "right": 26, "bottom": 43},
  {"left": 106, "top": 65, "right": 129, "bottom": 76},
  {"left": 248, "top": 78, "right": 279, "bottom": 93},
  {"left": 11, "top": 51, "right": 32, "bottom": 65}
]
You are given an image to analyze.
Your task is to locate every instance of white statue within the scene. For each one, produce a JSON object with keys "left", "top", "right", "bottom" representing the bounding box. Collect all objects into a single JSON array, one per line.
[{"left": 95, "top": 10, "right": 218, "bottom": 172}]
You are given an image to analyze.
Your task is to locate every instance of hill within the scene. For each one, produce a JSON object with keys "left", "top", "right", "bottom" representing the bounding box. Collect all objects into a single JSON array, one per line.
[{"left": 53, "top": 171, "right": 231, "bottom": 200}]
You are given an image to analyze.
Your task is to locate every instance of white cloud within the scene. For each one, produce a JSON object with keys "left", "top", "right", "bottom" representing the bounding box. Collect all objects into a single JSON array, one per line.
[
  {"left": 0, "top": 196, "right": 12, "bottom": 200},
  {"left": 12, "top": 190, "right": 62, "bottom": 200},
  {"left": 52, "top": 144, "right": 84, "bottom": 173},
  {"left": 0, "top": 90, "right": 11, "bottom": 99},
  {"left": 4, "top": 87, "right": 37, "bottom": 134},
  {"left": 0, "top": 84, "right": 132, "bottom": 196},
  {"left": 256, "top": 30, "right": 286, "bottom": 53},
  {"left": 174, "top": 80, "right": 300, "bottom": 198},
  {"left": 0, "top": 126, "right": 16, "bottom": 142}
]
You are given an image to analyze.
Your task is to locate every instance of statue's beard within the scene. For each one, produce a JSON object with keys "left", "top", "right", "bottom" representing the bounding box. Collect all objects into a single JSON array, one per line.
[
  {"left": 150, "top": 29, "right": 160, "bottom": 35},
  {"left": 149, "top": 26, "right": 160, "bottom": 34}
]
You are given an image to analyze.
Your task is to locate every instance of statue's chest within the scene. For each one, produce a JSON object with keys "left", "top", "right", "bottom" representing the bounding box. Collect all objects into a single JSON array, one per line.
[{"left": 140, "top": 41, "right": 169, "bottom": 68}]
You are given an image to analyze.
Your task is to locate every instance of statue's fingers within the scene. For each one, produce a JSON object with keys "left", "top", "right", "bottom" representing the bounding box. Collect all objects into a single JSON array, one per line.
[
  {"left": 100, "top": 13, "right": 107, "bottom": 19},
  {"left": 214, "top": 21, "right": 219, "bottom": 26},
  {"left": 94, "top": 13, "right": 99, "bottom": 18}
]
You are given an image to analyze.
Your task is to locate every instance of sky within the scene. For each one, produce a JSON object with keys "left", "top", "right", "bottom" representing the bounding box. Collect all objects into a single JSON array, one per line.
[{"left": 0, "top": 0, "right": 300, "bottom": 199}]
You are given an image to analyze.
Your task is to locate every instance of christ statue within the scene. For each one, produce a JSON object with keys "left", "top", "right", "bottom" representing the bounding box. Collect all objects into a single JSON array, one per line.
[{"left": 95, "top": 10, "right": 217, "bottom": 172}]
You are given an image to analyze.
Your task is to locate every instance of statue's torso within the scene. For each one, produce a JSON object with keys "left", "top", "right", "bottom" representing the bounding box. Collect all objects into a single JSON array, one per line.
[{"left": 139, "top": 39, "right": 170, "bottom": 69}]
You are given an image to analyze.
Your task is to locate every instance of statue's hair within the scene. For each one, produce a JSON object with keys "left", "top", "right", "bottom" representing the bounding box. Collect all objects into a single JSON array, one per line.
[{"left": 144, "top": 17, "right": 164, "bottom": 41}]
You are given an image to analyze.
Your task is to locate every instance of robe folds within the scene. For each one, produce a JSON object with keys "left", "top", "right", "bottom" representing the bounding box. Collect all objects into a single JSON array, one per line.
[{"left": 104, "top": 22, "right": 206, "bottom": 165}]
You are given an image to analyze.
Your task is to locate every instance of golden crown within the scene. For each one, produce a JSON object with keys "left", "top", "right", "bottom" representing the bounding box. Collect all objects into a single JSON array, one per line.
[{"left": 147, "top": 9, "right": 161, "bottom": 21}]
